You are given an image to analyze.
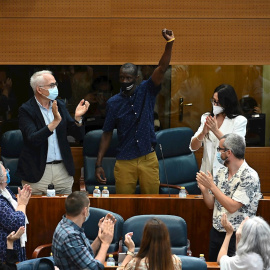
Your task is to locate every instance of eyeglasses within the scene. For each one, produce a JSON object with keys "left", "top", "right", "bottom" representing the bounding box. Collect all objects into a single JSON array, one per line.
[
  {"left": 39, "top": 82, "right": 58, "bottom": 88},
  {"left": 217, "top": 147, "right": 228, "bottom": 152},
  {"left": 210, "top": 98, "right": 220, "bottom": 106}
]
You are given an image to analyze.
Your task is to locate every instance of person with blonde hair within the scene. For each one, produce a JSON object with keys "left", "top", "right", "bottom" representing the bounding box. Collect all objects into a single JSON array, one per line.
[
  {"left": 217, "top": 213, "right": 270, "bottom": 270},
  {"left": 118, "top": 218, "right": 182, "bottom": 270}
]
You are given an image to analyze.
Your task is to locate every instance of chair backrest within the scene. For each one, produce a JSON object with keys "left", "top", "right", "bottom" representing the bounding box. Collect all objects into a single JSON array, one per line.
[
  {"left": 83, "top": 129, "right": 140, "bottom": 194},
  {"left": 178, "top": 255, "right": 207, "bottom": 270},
  {"left": 17, "top": 257, "right": 55, "bottom": 270},
  {"left": 155, "top": 127, "right": 200, "bottom": 194},
  {"left": 82, "top": 207, "right": 124, "bottom": 253},
  {"left": 122, "top": 215, "right": 187, "bottom": 255},
  {"left": 1, "top": 130, "right": 23, "bottom": 194},
  {"left": 83, "top": 129, "right": 118, "bottom": 194}
]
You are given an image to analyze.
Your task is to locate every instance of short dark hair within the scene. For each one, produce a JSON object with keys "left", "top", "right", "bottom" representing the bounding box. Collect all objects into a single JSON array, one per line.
[
  {"left": 213, "top": 84, "right": 242, "bottom": 119},
  {"left": 65, "top": 191, "right": 89, "bottom": 217},
  {"left": 120, "top": 63, "right": 138, "bottom": 77}
]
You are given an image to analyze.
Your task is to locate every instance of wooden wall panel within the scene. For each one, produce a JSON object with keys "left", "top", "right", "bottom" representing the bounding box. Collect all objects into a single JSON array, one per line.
[
  {"left": 1, "top": 0, "right": 269, "bottom": 18},
  {"left": 1, "top": 19, "right": 269, "bottom": 64},
  {"left": 0, "top": 19, "right": 111, "bottom": 64}
]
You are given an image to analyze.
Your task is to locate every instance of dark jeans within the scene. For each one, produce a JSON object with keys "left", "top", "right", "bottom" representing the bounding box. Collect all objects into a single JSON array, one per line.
[{"left": 209, "top": 226, "right": 236, "bottom": 262}]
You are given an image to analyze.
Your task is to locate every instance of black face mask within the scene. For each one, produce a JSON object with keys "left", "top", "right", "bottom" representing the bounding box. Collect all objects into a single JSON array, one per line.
[{"left": 121, "top": 81, "right": 135, "bottom": 92}]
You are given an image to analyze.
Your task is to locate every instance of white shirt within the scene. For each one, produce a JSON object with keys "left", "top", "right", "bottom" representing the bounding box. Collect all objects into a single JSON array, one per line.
[
  {"left": 220, "top": 253, "right": 264, "bottom": 270},
  {"left": 35, "top": 97, "right": 62, "bottom": 162},
  {"left": 190, "top": 113, "right": 247, "bottom": 177}
]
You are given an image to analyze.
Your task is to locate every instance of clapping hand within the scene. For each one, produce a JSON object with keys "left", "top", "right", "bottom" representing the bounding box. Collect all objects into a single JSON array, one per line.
[
  {"left": 7, "top": 226, "right": 25, "bottom": 249},
  {"left": 221, "top": 213, "right": 234, "bottom": 235},
  {"left": 17, "top": 184, "right": 32, "bottom": 206},
  {"left": 75, "top": 99, "right": 90, "bottom": 118},
  {"left": 98, "top": 219, "right": 114, "bottom": 245},
  {"left": 196, "top": 170, "right": 214, "bottom": 190},
  {"left": 98, "top": 213, "right": 117, "bottom": 232},
  {"left": 124, "top": 232, "right": 135, "bottom": 252},
  {"left": 205, "top": 115, "right": 218, "bottom": 133}
]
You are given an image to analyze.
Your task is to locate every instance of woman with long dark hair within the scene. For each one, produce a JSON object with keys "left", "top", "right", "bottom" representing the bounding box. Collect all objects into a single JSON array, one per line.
[
  {"left": 118, "top": 218, "right": 182, "bottom": 270},
  {"left": 190, "top": 84, "right": 247, "bottom": 177}
]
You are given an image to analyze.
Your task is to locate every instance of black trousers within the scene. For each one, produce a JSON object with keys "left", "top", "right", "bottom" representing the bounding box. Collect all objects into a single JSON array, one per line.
[{"left": 208, "top": 226, "right": 236, "bottom": 262}]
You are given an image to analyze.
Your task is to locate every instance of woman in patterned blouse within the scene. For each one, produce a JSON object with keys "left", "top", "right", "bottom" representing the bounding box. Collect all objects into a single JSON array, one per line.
[
  {"left": 118, "top": 218, "right": 182, "bottom": 270},
  {"left": 0, "top": 162, "right": 32, "bottom": 262}
]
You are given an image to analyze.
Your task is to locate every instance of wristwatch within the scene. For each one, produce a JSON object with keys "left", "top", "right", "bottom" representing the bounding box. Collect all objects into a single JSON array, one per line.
[
  {"left": 126, "top": 250, "right": 135, "bottom": 257},
  {"left": 74, "top": 117, "right": 83, "bottom": 124}
]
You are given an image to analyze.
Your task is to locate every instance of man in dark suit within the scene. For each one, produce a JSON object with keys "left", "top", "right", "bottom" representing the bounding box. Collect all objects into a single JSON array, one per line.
[{"left": 16, "top": 70, "right": 89, "bottom": 195}]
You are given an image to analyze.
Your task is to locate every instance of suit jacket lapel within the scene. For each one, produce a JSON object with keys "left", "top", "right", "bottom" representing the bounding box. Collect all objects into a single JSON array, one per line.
[{"left": 30, "top": 97, "right": 46, "bottom": 127}]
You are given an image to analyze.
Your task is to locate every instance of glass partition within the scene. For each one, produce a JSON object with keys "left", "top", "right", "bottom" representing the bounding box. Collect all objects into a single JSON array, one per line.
[{"left": 0, "top": 65, "right": 269, "bottom": 146}]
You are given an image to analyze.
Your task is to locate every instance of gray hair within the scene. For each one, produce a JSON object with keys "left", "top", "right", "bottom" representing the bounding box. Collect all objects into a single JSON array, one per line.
[
  {"left": 30, "top": 70, "right": 52, "bottom": 94},
  {"left": 237, "top": 216, "right": 270, "bottom": 269},
  {"left": 120, "top": 63, "right": 138, "bottom": 77},
  {"left": 221, "top": 133, "right": 245, "bottom": 159},
  {"left": 0, "top": 161, "right": 4, "bottom": 192},
  {"left": 0, "top": 161, "right": 3, "bottom": 180}
]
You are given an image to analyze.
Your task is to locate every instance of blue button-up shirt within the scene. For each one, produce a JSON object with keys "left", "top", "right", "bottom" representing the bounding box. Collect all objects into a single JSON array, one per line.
[
  {"left": 35, "top": 97, "right": 62, "bottom": 162},
  {"left": 52, "top": 216, "right": 104, "bottom": 270},
  {"left": 103, "top": 77, "right": 161, "bottom": 160}
]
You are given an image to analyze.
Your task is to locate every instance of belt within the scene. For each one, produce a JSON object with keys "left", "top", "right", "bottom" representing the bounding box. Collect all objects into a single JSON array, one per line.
[{"left": 46, "top": 160, "right": 62, "bottom": 165}]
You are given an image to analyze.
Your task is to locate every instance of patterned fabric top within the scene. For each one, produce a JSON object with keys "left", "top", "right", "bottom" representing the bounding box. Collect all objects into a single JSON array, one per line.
[
  {"left": 103, "top": 77, "right": 161, "bottom": 160},
  {"left": 123, "top": 254, "right": 182, "bottom": 270},
  {"left": 213, "top": 161, "right": 261, "bottom": 232},
  {"left": 0, "top": 187, "right": 26, "bottom": 262},
  {"left": 52, "top": 216, "right": 104, "bottom": 270}
]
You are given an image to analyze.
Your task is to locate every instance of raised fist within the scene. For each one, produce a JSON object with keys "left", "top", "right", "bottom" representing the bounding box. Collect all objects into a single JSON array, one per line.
[{"left": 162, "top": 28, "right": 175, "bottom": 41}]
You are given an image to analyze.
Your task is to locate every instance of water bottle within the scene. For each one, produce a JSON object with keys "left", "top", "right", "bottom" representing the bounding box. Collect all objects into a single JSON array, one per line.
[
  {"left": 102, "top": 186, "right": 109, "bottom": 197},
  {"left": 179, "top": 186, "right": 187, "bottom": 198},
  {"left": 47, "top": 184, "right": 55, "bottom": 197},
  {"left": 107, "top": 254, "right": 115, "bottom": 266},
  {"left": 93, "top": 186, "right": 101, "bottom": 197},
  {"left": 199, "top": 254, "right": 206, "bottom": 261}
]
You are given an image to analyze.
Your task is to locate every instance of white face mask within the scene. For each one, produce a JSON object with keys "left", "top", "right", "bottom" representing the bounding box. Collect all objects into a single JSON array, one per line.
[{"left": 213, "top": 105, "right": 224, "bottom": 115}]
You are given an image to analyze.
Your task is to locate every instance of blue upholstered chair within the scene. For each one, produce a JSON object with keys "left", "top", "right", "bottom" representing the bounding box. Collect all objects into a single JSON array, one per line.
[
  {"left": 178, "top": 255, "right": 207, "bottom": 270},
  {"left": 82, "top": 207, "right": 124, "bottom": 253},
  {"left": 122, "top": 215, "right": 187, "bottom": 255},
  {"left": 17, "top": 257, "right": 55, "bottom": 270},
  {"left": 82, "top": 129, "right": 140, "bottom": 194},
  {"left": 1, "top": 130, "right": 23, "bottom": 194},
  {"left": 155, "top": 127, "right": 200, "bottom": 195}
]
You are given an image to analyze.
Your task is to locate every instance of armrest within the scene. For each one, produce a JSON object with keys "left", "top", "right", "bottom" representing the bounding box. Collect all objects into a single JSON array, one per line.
[
  {"left": 80, "top": 176, "right": 86, "bottom": 191},
  {"left": 159, "top": 184, "right": 189, "bottom": 195},
  {"left": 32, "top": 243, "right": 52, "bottom": 259}
]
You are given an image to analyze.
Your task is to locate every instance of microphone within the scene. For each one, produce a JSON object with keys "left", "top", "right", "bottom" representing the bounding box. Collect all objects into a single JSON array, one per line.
[{"left": 159, "top": 144, "right": 171, "bottom": 197}]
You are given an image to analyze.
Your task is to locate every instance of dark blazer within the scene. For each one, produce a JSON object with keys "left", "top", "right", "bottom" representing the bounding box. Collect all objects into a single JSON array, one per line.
[{"left": 16, "top": 97, "right": 84, "bottom": 183}]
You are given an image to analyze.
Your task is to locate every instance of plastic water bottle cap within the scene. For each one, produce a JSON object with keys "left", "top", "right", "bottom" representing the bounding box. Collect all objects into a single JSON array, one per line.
[
  {"left": 181, "top": 187, "right": 185, "bottom": 189},
  {"left": 95, "top": 186, "right": 99, "bottom": 189},
  {"left": 104, "top": 186, "right": 108, "bottom": 189},
  {"left": 109, "top": 254, "right": 113, "bottom": 257},
  {"left": 48, "top": 184, "right": 54, "bottom": 190},
  {"left": 200, "top": 254, "right": 204, "bottom": 257}
]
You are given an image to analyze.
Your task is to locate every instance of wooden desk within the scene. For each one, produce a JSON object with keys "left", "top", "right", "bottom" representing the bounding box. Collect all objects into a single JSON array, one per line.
[
  {"left": 104, "top": 261, "right": 220, "bottom": 269},
  {"left": 206, "top": 262, "right": 220, "bottom": 269},
  {"left": 26, "top": 194, "right": 270, "bottom": 261}
]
